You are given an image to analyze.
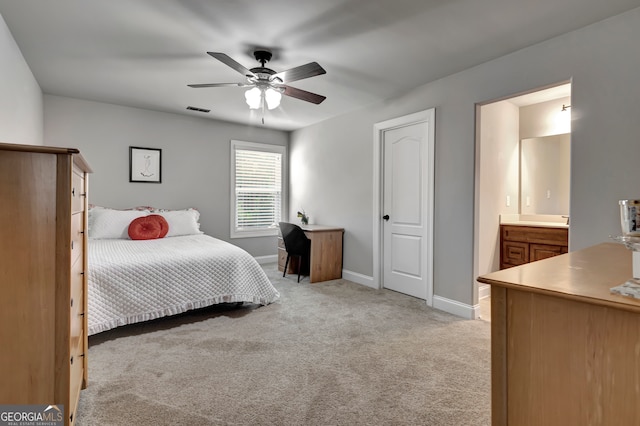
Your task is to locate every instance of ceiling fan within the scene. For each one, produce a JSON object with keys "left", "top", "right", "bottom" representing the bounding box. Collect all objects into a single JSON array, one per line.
[{"left": 188, "top": 50, "right": 327, "bottom": 110}]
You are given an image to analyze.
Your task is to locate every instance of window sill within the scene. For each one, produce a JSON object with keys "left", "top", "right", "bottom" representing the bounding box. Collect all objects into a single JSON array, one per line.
[{"left": 230, "top": 228, "right": 279, "bottom": 239}]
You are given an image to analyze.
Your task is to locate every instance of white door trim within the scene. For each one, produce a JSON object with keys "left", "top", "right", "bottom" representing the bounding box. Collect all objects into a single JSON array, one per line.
[{"left": 373, "top": 108, "right": 435, "bottom": 306}]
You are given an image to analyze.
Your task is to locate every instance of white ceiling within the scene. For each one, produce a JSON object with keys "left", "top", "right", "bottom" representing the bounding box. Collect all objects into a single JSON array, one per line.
[{"left": 1, "top": 0, "right": 638, "bottom": 131}]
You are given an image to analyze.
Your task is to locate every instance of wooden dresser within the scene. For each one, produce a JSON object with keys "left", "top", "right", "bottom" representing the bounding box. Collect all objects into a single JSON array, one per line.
[
  {"left": 500, "top": 224, "right": 568, "bottom": 269},
  {"left": 0, "top": 142, "right": 91, "bottom": 425},
  {"left": 478, "top": 243, "right": 640, "bottom": 425}
]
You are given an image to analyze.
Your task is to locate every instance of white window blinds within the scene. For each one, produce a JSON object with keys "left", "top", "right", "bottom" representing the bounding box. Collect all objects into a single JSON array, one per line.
[{"left": 234, "top": 148, "right": 282, "bottom": 232}]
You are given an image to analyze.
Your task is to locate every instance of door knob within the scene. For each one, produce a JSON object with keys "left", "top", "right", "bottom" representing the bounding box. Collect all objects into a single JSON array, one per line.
[{"left": 383, "top": 214, "right": 390, "bottom": 221}]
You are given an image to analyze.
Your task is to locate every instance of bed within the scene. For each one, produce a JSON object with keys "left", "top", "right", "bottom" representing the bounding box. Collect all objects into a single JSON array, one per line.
[{"left": 87, "top": 207, "right": 280, "bottom": 335}]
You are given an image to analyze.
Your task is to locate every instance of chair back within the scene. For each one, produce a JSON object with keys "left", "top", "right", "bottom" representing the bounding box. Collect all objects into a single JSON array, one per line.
[{"left": 279, "top": 222, "right": 310, "bottom": 256}]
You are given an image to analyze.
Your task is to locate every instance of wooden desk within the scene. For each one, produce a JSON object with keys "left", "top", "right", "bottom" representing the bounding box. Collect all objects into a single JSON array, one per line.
[
  {"left": 278, "top": 225, "right": 344, "bottom": 283},
  {"left": 477, "top": 243, "right": 640, "bottom": 426}
]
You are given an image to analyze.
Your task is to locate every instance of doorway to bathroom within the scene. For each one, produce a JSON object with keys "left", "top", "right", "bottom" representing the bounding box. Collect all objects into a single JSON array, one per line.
[{"left": 473, "top": 81, "right": 572, "bottom": 321}]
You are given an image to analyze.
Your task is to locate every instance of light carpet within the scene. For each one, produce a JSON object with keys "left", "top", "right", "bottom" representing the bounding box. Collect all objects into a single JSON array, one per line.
[{"left": 76, "top": 263, "right": 491, "bottom": 425}]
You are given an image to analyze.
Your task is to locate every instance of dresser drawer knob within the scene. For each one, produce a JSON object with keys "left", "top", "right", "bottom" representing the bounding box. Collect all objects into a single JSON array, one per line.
[
  {"left": 70, "top": 356, "right": 74, "bottom": 365},
  {"left": 71, "top": 240, "right": 74, "bottom": 250},
  {"left": 70, "top": 298, "right": 73, "bottom": 308}
]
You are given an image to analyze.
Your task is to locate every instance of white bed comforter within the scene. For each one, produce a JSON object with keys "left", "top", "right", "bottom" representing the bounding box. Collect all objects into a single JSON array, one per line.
[{"left": 88, "top": 234, "right": 279, "bottom": 335}]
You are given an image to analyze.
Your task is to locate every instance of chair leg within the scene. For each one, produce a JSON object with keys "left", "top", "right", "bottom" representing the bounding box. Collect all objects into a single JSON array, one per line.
[
  {"left": 283, "top": 254, "right": 290, "bottom": 278},
  {"left": 297, "top": 255, "right": 302, "bottom": 283}
]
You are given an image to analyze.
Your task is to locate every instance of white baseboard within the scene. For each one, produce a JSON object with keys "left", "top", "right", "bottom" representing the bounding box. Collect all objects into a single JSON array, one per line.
[
  {"left": 255, "top": 254, "right": 278, "bottom": 265},
  {"left": 254, "top": 260, "right": 376, "bottom": 290},
  {"left": 342, "top": 269, "right": 376, "bottom": 289},
  {"left": 341, "top": 271, "right": 480, "bottom": 319},
  {"left": 265, "top": 260, "right": 479, "bottom": 319},
  {"left": 433, "top": 295, "right": 478, "bottom": 319},
  {"left": 478, "top": 284, "right": 491, "bottom": 299}
]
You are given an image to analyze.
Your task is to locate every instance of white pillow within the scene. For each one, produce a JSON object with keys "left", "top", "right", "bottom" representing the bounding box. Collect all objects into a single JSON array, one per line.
[
  {"left": 156, "top": 209, "right": 202, "bottom": 237},
  {"left": 87, "top": 205, "right": 106, "bottom": 233},
  {"left": 90, "top": 209, "right": 149, "bottom": 239}
]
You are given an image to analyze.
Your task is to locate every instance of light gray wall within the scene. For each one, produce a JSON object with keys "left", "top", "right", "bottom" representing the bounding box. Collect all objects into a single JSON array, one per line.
[
  {"left": 289, "top": 109, "right": 376, "bottom": 272},
  {"left": 520, "top": 96, "right": 571, "bottom": 139},
  {"left": 290, "top": 7, "right": 640, "bottom": 306},
  {"left": 44, "top": 95, "right": 289, "bottom": 257},
  {"left": 0, "top": 13, "right": 42, "bottom": 145},
  {"left": 476, "top": 101, "right": 519, "bottom": 281}
]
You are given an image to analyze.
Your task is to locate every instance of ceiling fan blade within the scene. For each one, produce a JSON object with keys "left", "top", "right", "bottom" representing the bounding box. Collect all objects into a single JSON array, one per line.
[
  {"left": 283, "top": 85, "right": 326, "bottom": 104},
  {"left": 272, "top": 62, "right": 326, "bottom": 83},
  {"left": 207, "top": 52, "right": 255, "bottom": 78},
  {"left": 188, "top": 82, "right": 249, "bottom": 88}
]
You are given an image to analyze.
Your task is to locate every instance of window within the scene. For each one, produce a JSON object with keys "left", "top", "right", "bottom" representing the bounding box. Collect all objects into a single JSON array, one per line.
[{"left": 231, "top": 140, "right": 286, "bottom": 238}]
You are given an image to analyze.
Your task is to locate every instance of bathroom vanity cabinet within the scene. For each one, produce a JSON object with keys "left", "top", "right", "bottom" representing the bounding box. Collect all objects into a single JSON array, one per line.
[{"left": 500, "top": 224, "right": 568, "bottom": 269}]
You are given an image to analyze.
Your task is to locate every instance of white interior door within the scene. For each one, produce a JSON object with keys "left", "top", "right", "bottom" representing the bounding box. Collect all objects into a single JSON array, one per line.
[{"left": 380, "top": 110, "right": 434, "bottom": 301}]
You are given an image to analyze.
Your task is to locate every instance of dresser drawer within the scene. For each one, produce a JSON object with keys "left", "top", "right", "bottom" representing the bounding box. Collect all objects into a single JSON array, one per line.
[
  {"left": 72, "top": 168, "right": 85, "bottom": 214},
  {"left": 69, "top": 331, "right": 84, "bottom": 426},
  {"left": 70, "top": 258, "right": 84, "bottom": 340},
  {"left": 71, "top": 212, "right": 84, "bottom": 266}
]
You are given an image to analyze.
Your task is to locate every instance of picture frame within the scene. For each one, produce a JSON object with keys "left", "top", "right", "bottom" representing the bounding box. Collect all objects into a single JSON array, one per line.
[{"left": 129, "top": 146, "right": 162, "bottom": 183}]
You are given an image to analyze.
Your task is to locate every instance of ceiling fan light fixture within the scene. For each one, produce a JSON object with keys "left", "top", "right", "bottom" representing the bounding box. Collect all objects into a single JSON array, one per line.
[
  {"left": 191, "top": 51, "right": 327, "bottom": 116},
  {"left": 265, "top": 88, "right": 282, "bottom": 110},
  {"left": 245, "top": 87, "right": 262, "bottom": 109}
]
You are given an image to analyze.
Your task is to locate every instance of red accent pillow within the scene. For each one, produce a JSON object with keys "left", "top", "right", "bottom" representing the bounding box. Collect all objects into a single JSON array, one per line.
[
  {"left": 128, "top": 215, "right": 169, "bottom": 240},
  {"left": 148, "top": 214, "right": 169, "bottom": 238}
]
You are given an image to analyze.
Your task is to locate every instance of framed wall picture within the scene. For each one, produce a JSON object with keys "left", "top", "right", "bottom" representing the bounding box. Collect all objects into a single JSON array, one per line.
[{"left": 129, "top": 146, "right": 162, "bottom": 183}]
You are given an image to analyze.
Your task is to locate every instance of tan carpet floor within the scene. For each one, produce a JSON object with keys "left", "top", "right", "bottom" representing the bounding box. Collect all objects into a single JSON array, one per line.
[{"left": 76, "top": 263, "right": 491, "bottom": 425}]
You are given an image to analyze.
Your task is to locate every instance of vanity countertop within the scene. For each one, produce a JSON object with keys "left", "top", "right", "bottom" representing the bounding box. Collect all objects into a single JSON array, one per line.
[
  {"left": 500, "top": 214, "right": 569, "bottom": 229},
  {"left": 500, "top": 220, "right": 568, "bottom": 229}
]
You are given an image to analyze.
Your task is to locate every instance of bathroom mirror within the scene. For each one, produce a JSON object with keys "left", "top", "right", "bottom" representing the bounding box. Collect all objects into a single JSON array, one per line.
[{"left": 520, "top": 133, "right": 570, "bottom": 215}]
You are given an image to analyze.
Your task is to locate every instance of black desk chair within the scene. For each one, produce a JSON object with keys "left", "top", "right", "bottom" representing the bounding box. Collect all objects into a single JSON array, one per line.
[{"left": 279, "top": 222, "right": 311, "bottom": 283}]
